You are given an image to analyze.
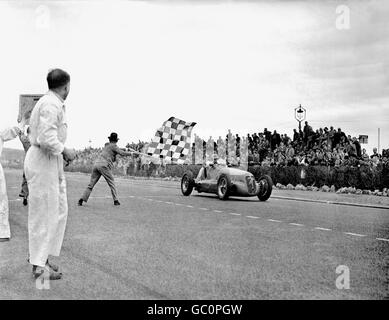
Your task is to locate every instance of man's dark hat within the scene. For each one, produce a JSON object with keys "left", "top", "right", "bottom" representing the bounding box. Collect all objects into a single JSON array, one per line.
[{"left": 108, "top": 132, "right": 119, "bottom": 142}]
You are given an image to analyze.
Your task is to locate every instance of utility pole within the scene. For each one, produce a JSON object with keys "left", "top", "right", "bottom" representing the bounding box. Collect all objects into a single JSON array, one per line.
[
  {"left": 294, "top": 104, "right": 306, "bottom": 132},
  {"left": 378, "top": 128, "right": 380, "bottom": 154}
]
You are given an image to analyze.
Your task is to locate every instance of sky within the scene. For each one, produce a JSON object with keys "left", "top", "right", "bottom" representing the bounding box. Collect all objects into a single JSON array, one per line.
[{"left": 0, "top": 0, "right": 388, "bottom": 154}]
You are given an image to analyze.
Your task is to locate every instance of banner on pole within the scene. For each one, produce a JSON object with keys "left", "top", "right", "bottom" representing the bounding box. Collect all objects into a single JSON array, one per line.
[
  {"left": 358, "top": 135, "right": 368, "bottom": 144},
  {"left": 18, "top": 94, "right": 43, "bottom": 124}
]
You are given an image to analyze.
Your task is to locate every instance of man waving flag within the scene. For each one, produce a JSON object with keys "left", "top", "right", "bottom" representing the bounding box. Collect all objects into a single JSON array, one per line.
[{"left": 147, "top": 117, "right": 196, "bottom": 164}]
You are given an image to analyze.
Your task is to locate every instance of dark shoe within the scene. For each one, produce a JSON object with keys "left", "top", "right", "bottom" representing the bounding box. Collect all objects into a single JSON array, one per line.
[
  {"left": 78, "top": 199, "right": 83, "bottom": 206},
  {"left": 46, "top": 260, "right": 59, "bottom": 272},
  {"left": 0, "top": 238, "right": 10, "bottom": 242},
  {"left": 28, "top": 259, "right": 59, "bottom": 272},
  {"left": 23, "top": 198, "right": 28, "bottom": 206},
  {"left": 32, "top": 265, "right": 62, "bottom": 280},
  {"left": 114, "top": 200, "right": 120, "bottom": 206}
]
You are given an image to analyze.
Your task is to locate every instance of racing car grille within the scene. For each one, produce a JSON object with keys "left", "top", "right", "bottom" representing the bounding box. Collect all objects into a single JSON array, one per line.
[{"left": 245, "top": 176, "right": 257, "bottom": 194}]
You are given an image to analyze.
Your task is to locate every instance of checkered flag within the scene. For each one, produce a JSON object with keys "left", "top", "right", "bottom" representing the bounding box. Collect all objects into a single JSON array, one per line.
[{"left": 146, "top": 117, "right": 197, "bottom": 164}]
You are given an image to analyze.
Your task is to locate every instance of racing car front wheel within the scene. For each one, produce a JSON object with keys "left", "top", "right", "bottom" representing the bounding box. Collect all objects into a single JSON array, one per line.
[
  {"left": 181, "top": 172, "right": 194, "bottom": 196},
  {"left": 217, "top": 174, "right": 231, "bottom": 200},
  {"left": 257, "top": 175, "right": 273, "bottom": 201}
]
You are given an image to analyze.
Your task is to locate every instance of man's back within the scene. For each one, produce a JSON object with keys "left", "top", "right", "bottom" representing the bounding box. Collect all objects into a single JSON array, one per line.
[
  {"left": 95, "top": 142, "right": 129, "bottom": 169},
  {"left": 96, "top": 143, "right": 119, "bottom": 167},
  {"left": 28, "top": 91, "right": 67, "bottom": 155}
]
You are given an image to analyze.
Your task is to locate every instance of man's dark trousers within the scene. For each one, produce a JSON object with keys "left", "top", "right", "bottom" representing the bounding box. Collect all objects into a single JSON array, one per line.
[
  {"left": 19, "top": 172, "right": 29, "bottom": 198},
  {"left": 81, "top": 164, "right": 118, "bottom": 202}
]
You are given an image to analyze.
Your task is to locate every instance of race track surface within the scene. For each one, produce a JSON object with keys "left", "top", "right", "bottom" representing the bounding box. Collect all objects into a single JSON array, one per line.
[{"left": 1, "top": 169, "right": 388, "bottom": 299}]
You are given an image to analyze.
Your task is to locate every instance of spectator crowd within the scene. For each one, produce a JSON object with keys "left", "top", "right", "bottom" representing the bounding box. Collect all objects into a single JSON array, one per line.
[
  {"left": 243, "top": 122, "right": 387, "bottom": 169},
  {"left": 71, "top": 122, "right": 388, "bottom": 172}
]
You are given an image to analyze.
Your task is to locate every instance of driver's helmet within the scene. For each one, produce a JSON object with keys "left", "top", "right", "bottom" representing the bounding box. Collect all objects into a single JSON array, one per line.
[
  {"left": 205, "top": 160, "right": 212, "bottom": 167},
  {"left": 216, "top": 158, "right": 227, "bottom": 166},
  {"left": 212, "top": 153, "right": 219, "bottom": 164}
]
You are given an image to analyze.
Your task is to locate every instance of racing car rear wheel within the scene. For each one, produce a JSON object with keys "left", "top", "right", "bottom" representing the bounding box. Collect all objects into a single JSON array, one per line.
[
  {"left": 257, "top": 175, "right": 273, "bottom": 201},
  {"left": 217, "top": 174, "right": 231, "bottom": 200},
  {"left": 181, "top": 172, "right": 194, "bottom": 196}
]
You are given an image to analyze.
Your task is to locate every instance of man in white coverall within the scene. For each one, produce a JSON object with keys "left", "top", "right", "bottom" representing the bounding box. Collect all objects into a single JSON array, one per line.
[
  {"left": 0, "top": 124, "right": 24, "bottom": 241},
  {"left": 24, "top": 68, "right": 75, "bottom": 280}
]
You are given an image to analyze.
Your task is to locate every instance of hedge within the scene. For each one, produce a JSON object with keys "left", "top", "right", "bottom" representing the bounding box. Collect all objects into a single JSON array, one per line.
[
  {"left": 5, "top": 153, "right": 388, "bottom": 190},
  {"left": 65, "top": 162, "right": 389, "bottom": 190},
  {"left": 65, "top": 162, "right": 203, "bottom": 179},
  {"left": 247, "top": 164, "right": 389, "bottom": 190}
]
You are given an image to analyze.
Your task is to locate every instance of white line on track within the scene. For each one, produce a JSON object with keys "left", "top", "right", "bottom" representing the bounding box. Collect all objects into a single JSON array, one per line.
[
  {"left": 89, "top": 196, "right": 111, "bottom": 199},
  {"left": 9, "top": 188, "right": 388, "bottom": 244},
  {"left": 344, "top": 232, "right": 366, "bottom": 237}
]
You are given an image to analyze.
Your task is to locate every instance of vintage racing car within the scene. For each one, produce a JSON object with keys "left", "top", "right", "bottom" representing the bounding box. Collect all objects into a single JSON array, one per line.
[{"left": 180, "top": 163, "right": 273, "bottom": 201}]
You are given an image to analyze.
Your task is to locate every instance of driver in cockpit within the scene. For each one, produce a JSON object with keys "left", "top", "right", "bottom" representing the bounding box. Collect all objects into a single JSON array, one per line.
[{"left": 196, "top": 154, "right": 225, "bottom": 181}]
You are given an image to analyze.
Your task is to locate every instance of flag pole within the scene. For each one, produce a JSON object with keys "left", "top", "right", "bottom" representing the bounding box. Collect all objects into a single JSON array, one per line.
[{"left": 128, "top": 149, "right": 155, "bottom": 158}]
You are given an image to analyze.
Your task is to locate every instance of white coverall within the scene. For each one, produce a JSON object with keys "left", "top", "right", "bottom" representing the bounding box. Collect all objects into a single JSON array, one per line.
[
  {"left": 0, "top": 127, "right": 20, "bottom": 238},
  {"left": 24, "top": 91, "right": 68, "bottom": 267}
]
